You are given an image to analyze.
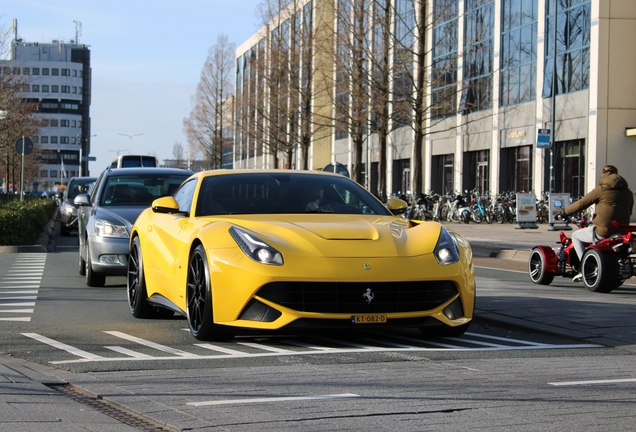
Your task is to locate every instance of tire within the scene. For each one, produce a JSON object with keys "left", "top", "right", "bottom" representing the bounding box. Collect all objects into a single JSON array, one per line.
[
  {"left": 449, "top": 207, "right": 461, "bottom": 223},
  {"left": 528, "top": 249, "right": 554, "bottom": 285},
  {"left": 127, "top": 236, "right": 156, "bottom": 318},
  {"left": 85, "top": 242, "right": 106, "bottom": 287},
  {"left": 485, "top": 210, "right": 493, "bottom": 224},
  {"left": 186, "top": 245, "right": 231, "bottom": 341},
  {"left": 471, "top": 208, "right": 483, "bottom": 224},
  {"left": 78, "top": 248, "right": 86, "bottom": 276},
  {"left": 581, "top": 249, "right": 619, "bottom": 293}
]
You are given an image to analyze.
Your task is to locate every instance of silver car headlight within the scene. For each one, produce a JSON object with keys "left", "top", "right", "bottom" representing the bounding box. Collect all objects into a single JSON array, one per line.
[
  {"left": 62, "top": 203, "right": 76, "bottom": 215},
  {"left": 94, "top": 219, "right": 128, "bottom": 238},
  {"left": 434, "top": 227, "right": 460, "bottom": 265},
  {"left": 229, "top": 226, "right": 284, "bottom": 265}
]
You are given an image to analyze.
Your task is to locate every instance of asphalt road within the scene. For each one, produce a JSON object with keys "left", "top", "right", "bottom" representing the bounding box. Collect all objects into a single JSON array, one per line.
[{"left": 0, "top": 231, "right": 634, "bottom": 431}]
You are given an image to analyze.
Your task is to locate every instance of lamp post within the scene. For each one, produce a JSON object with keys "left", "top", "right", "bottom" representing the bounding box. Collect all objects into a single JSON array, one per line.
[{"left": 118, "top": 133, "right": 143, "bottom": 154}]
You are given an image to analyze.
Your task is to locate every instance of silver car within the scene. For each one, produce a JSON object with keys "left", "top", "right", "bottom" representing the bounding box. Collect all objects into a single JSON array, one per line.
[{"left": 75, "top": 167, "right": 192, "bottom": 287}]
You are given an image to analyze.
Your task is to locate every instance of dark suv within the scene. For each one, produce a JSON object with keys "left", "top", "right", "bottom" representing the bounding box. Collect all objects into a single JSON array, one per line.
[{"left": 60, "top": 176, "right": 97, "bottom": 236}]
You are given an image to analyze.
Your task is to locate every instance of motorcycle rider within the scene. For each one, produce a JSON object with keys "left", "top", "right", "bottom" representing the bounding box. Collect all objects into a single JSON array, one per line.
[{"left": 561, "top": 165, "right": 634, "bottom": 282}]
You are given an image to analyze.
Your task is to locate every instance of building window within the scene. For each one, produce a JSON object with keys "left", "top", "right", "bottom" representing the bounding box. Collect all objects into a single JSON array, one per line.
[
  {"left": 432, "top": 0, "right": 459, "bottom": 119},
  {"left": 72, "top": 120, "right": 77, "bottom": 127},
  {"left": 461, "top": 0, "right": 494, "bottom": 114},
  {"left": 500, "top": 0, "right": 537, "bottom": 106},
  {"left": 32, "top": 136, "right": 39, "bottom": 144},
  {"left": 51, "top": 136, "right": 58, "bottom": 144},
  {"left": 23, "top": 67, "right": 30, "bottom": 75},
  {"left": 52, "top": 68, "right": 59, "bottom": 76},
  {"left": 543, "top": 0, "right": 591, "bottom": 97},
  {"left": 50, "top": 170, "right": 57, "bottom": 178},
  {"left": 432, "top": 154, "right": 455, "bottom": 194},
  {"left": 41, "top": 136, "right": 49, "bottom": 144},
  {"left": 50, "top": 119, "right": 59, "bottom": 127},
  {"left": 12, "top": 67, "right": 20, "bottom": 75},
  {"left": 60, "top": 120, "right": 69, "bottom": 127},
  {"left": 502, "top": 145, "right": 532, "bottom": 192},
  {"left": 32, "top": 84, "right": 39, "bottom": 92},
  {"left": 463, "top": 150, "right": 490, "bottom": 193},
  {"left": 32, "top": 67, "right": 39, "bottom": 75},
  {"left": 72, "top": 70, "right": 77, "bottom": 77},
  {"left": 40, "top": 170, "right": 48, "bottom": 178},
  {"left": 553, "top": 139, "right": 585, "bottom": 197},
  {"left": 60, "top": 136, "right": 69, "bottom": 144},
  {"left": 52, "top": 85, "right": 59, "bottom": 92},
  {"left": 72, "top": 86, "right": 77, "bottom": 94},
  {"left": 42, "top": 85, "right": 49, "bottom": 92},
  {"left": 42, "top": 68, "right": 49, "bottom": 75},
  {"left": 61, "top": 69, "right": 70, "bottom": 76},
  {"left": 61, "top": 85, "right": 70, "bottom": 93}
]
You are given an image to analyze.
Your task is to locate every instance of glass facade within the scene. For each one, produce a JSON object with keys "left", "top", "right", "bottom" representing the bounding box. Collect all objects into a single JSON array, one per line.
[
  {"left": 543, "top": 0, "right": 591, "bottom": 97},
  {"left": 500, "top": 0, "right": 537, "bottom": 106},
  {"left": 461, "top": 0, "right": 494, "bottom": 114},
  {"left": 432, "top": 0, "right": 459, "bottom": 119}
]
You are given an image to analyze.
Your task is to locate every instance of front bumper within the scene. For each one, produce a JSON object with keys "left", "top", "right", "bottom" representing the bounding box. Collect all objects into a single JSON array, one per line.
[{"left": 88, "top": 235, "right": 130, "bottom": 276}]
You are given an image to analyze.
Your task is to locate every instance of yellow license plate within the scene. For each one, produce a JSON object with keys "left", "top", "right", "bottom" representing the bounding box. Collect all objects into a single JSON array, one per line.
[{"left": 351, "top": 315, "right": 387, "bottom": 324}]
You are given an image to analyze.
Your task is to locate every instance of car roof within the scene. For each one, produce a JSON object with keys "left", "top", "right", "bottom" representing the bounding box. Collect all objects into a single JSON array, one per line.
[
  {"left": 190, "top": 169, "right": 346, "bottom": 179},
  {"left": 103, "top": 167, "right": 193, "bottom": 176}
]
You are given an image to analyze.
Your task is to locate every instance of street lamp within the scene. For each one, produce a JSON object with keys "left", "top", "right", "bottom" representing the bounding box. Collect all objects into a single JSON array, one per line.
[{"left": 118, "top": 133, "right": 143, "bottom": 154}]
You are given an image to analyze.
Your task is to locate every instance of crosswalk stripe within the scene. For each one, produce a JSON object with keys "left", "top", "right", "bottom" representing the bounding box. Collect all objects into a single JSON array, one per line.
[{"left": 104, "top": 331, "right": 201, "bottom": 357}]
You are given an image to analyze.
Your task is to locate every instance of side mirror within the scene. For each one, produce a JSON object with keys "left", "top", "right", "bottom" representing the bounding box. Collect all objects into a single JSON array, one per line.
[
  {"left": 152, "top": 196, "right": 182, "bottom": 214},
  {"left": 386, "top": 197, "right": 408, "bottom": 215},
  {"left": 74, "top": 193, "right": 91, "bottom": 206}
]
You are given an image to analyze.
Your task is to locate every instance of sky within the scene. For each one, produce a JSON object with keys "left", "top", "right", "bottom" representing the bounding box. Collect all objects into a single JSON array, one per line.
[{"left": 1, "top": 0, "right": 264, "bottom": 173}]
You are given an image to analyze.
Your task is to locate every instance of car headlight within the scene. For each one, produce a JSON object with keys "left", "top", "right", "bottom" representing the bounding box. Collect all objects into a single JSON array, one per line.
[
  {"left": 434, "top": 227, "right": 460, "bottom": 265},
  {"left": 62, "top": 203, "right": 76, "bottom": 215},
  {"left": 229, "top": 226, "right": 284, "bottom": 265},
  {"left": 94, "top": 219, "right": 128, "bottom": 238}
]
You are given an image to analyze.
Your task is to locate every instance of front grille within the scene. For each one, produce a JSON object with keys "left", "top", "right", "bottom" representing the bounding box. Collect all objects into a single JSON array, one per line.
[{"left": 257, "top": 281, "right": 458, "bottom": 314}]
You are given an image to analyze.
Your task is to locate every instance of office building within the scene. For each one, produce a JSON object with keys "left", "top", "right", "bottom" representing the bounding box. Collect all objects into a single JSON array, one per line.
[
  {"left": 1, "top": 20, "right": 91, "bottom": 192},
  {"left": 234, "top": 0, "right": 636, "bottom": 207}
]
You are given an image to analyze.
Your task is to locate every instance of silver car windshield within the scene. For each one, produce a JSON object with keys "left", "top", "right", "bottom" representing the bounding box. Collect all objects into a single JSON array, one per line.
[{"left": 101, "top": 174, "right": 188, "bottom": 206}]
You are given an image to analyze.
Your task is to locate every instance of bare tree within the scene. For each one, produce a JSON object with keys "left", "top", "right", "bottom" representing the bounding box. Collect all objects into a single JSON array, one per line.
[
  {"left": 172, "top": 141, "right": 184, "bottom": 167},
  {"left": 184, "top": 34, "right": 235, "bottom": 170}
]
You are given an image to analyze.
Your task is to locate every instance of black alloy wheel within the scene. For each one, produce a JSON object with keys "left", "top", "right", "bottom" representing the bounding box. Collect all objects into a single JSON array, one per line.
[
  {"left": 127, "top": 236, "right": 155, "bottom": 318},
  {"left": 186, "top": 245, "right": 231, "bottom": 341}
]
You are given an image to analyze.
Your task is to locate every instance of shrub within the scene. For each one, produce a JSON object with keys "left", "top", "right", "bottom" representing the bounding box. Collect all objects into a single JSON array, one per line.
[{"left": 0, "top": 199, "right": 58, "bottom": 246}]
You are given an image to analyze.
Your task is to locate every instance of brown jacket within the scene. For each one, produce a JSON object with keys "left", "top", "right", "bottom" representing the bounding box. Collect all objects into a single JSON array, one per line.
[{"left": 565, "top": 173, "right": 634, "bottom": 238}]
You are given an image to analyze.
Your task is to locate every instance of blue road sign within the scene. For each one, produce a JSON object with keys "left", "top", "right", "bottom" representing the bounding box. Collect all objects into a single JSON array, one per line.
[
  {"left": 537, "top": 129, "right": 551, "bottom": 149},
  {"left": 82, "top": 156, "right": 97, "bottom": 161}
]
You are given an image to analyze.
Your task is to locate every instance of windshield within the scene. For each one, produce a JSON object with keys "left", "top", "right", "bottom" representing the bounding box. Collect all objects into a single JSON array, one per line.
[
  {"left": 196, "top": 173, "right": 391, "bottom": 216},
  {"left": 101, "top": 174, "right": 188, "bottom": 206},
  {"left": 67, "top": 179, "right": 95, "bottom": 199}
]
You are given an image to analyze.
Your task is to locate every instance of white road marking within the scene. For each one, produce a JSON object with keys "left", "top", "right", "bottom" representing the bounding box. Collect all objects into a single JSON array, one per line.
[
  {"left": 0, "top": 317, "right": 31, "bottom": 322},
  {"left": 104, "top": 331, "right": 202, "bottom": 357},
  {"left": 104, "top": 346, "right": 155, "bottom": 359},
  {"left": 0, "top": 302, "right": 35, "bottom": 307},
  {"left": 0, "top": 291, "right": 39, "bottom": 295},
  {"left": 0, "top": 296, "right": 37, "bottom": 300},
  {"left": 187, "top": 393, "right": 360, "bottom": 406},
  {"left": 549, "top": 378, "right": 636, "bottom": 387},
  {"left": 0, "top": 285, "right": 40, "bottom": 289},
  {"left": 22, "top": 333, "right": 104, "bottom": 360},
  {"left": 0, "top": 309, "right": 34, "bottom": 313},
  {"left": 195, "top": 343, "right": 250, "bottom": 356},
  {"left": 235, "top": 341, "right": 294, "bottom": 353}
]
